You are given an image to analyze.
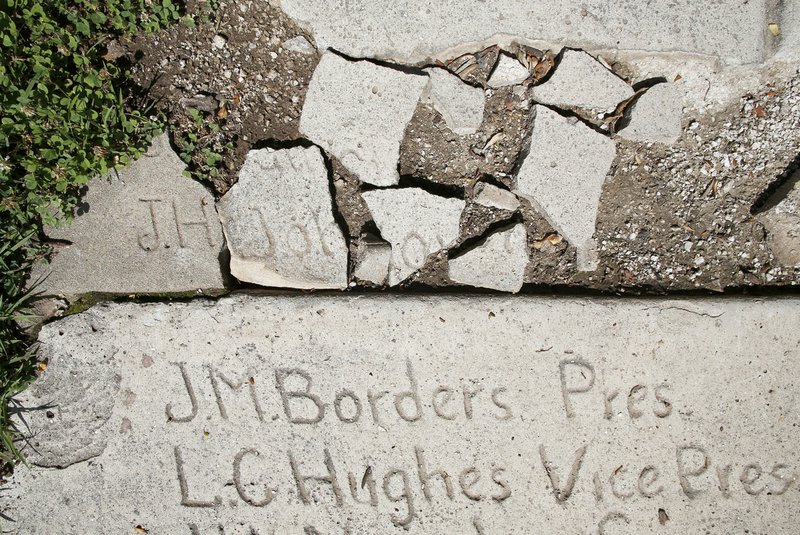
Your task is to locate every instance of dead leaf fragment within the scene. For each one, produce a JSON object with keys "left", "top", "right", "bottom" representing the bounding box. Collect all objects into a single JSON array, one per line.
[
  {"left": 752, "top": 105, "right": 766, "bottom": 118},
  {"left": 216, "top": 104, "right": 228, "bottom": 119}
]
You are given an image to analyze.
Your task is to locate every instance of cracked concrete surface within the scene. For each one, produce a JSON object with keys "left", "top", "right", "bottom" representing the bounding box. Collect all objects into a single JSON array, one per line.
[{"left": 27, "top": 0, "right": 800, "bottom": 299}]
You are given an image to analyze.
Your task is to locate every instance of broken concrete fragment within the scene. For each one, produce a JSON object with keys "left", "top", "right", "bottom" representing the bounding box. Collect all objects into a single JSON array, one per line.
[
  {"left": 353, "top": 234, "right": 392, "bottom": 285},
  {"left": 487, "top": 52, "right": 530, "bottom": 88},
  {"left": 282, "top": 35, "right": 316, "bottom": 54},
  {"left": 423, "top": 67, "right": 485, "bottom": 135},
  {"left": 617, "top": 83, "right": 683, "bottom": 144},
  {"left": 533, "top": 49, "right": 633, "bottom": 111},
  {"left": 217, "top": 146, "right": 348, "bottom": 289},
  {"left": 757, "top": 172, "right": 800, "bottom": 266},
  {"left": 448, "top": 223, "right": 528, "bottom": 292},
  {"left": 361, "top": 188, "right": 465, "bottom": 285},
  {"left": 300, "top": 52, "right": 428, "bottom": 186},
  {"left": 514, "top": 106, "right": 616, "bottom": 271},
  {"left": 28, "top": 133, "right": 226, "bottom": 298},
  {"left": 474, "top": 182, "right": 520, "bottom": 211}
]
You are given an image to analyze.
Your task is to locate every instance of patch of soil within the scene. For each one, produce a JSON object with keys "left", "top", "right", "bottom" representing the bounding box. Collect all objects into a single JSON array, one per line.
[{"left": 129, "top": 0, "right": 318, "bottom": 194}]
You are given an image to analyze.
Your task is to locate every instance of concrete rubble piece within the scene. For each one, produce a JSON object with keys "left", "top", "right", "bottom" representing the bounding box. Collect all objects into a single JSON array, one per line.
[
  {"left": 423, "top": 67, "right": 485, "bottom": 134},
  {"left": 361, "top": 188, "right": 465, "bottom": 285},
  {"left": 617, "top": 83, "right": 683, "bottom": 144},
  {"left": 515, "top": 106, "right": 616, "bottom": 271},
  {"left": 217, "top": 146, "right": 348, "bottom": 289},
  {"left": 533, "top": 49, "right": 634, "bottom": 111},
  {"left": 757, "top": 172, "right": 800, "bottom": 266},
  {"left": 299, "top": 52, "right": 428, "bottom": 187},
  {"left": 487, "top": 52, "right": 531, "bottom": 88},
  {"left": 353, "top": 234, "right": 392, "bottom": 285},
  {"left": 474, "top": 182, "right": 520, "bottom": 212},
  {"left": 28, "top": 133, "right": 226, "bottom": 298},
  {"left": 4, "top": 295, "right": 800, "bottom": 533},
  {"left": 448, "top": 223, "right": 528, "bottom": 292}
]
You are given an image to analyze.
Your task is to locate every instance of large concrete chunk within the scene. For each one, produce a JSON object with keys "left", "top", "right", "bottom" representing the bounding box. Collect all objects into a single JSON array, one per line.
[
  {"left": 423, "top": 67, "right": 485, "bottom": 135},
  {"left": 448, "top": 223, "right": 528, "bottom": 292},
  {"left": 617, "top": 83, "right": 683, "bottom": 144},
  {"left": 362, "top": 188, "right": 465, "bottom": 285},
  {"left": 533, "top": 49, "right": 634, "bottom": 111},
  {"left": 4, "top": 296, "right": 800, "bottom": 533},
  {"left": 217, "top": 146, "right": 348, "bottom": 289},
  {"left": 28, "top": 133, "right": 225, "bottom": 297},
  {"left": 299, "top": 52, "right": 428, "bottom": 186},
  {"left": 279, "top": 0, "right": 768, "bottom": 65},
  {"left": 514, "top": 106, "right": 616, "bottom": 271}
]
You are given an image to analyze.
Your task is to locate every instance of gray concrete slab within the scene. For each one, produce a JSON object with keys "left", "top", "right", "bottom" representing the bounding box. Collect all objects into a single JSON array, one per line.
[
  {"left": 217, "top": 146, "right": 348, "bottom": 289},
  {"left": 4, "top": 295, "right": 800, "bottom": 533},
  {"left": 280, "top": 0, "right": 768, "bottom": 65},
  {"left": 27, "top": 134, "right": 226, "bottom": 298}
]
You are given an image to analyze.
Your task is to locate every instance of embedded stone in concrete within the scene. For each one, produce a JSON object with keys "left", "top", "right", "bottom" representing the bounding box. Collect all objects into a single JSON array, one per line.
[
  {"left": 299, "top": 52, "right": 428, "bottom": 187},
  {"left": 4, "top": 295, "right": 800, "bottom": 533},
  {"left": 282, "top": 35, "right": 316, "bottom": 55},
  {"left": 533, "top": 49, "right": 634, "bottom": 111},
  {"left": 514, "top": 106, "right": 616, "bottom": 271},
  {"left": 448, "top": 223, "right": 528, "bottom": 292},
  {"left": 423, "top": 67, "right": 485, "bottom": 135},
  {"left": 279, "top": 0, "right": 768, "bottom": 65},
  {"left": 27, "top": 133, "right": 225, "bottom": 298},
  {"left": 474, "top": 182, "right": 520, "bottom": 211},
  {"left": 353, "top": 233, "right": 392, "bottom": 285},
  {"left": 217, "top": 146, "right": 348, "bottom": 289},
  {"left": 757, "top": 172, "right": 800, "bottom": 266},
  {"left": 487, "top": 52, "right": 530, "bottom": 88},
  {"left": 362, "top": 188, "right": 465, "bottom": 285},
  {"left": 617, "top": 83, "right": 683, "bottom": 144}
]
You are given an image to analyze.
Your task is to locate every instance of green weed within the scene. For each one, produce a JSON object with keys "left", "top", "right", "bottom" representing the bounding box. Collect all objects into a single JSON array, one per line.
[{"left": 0, "top": 0, "right": 185, "bottom": 469}]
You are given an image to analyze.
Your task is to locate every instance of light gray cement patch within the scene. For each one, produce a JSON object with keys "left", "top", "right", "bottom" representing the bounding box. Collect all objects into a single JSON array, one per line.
[
  {"left": 4, "top": 295, "right": 800, "bottom": 533},
  {"left": 27, "top": 134, "right": 226, "bottom": 298},
  {"left": 299, "top": 52, "right": 428, "bottom": 187},
  {"left": 217, "top": 146, "right": 348, "bottom": 289},
  {"left": 279, "top": 0, "right": 768, "bottom": 65},
  {"left": 514, "top": 106, "right": 616, "bottom": 271}
]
